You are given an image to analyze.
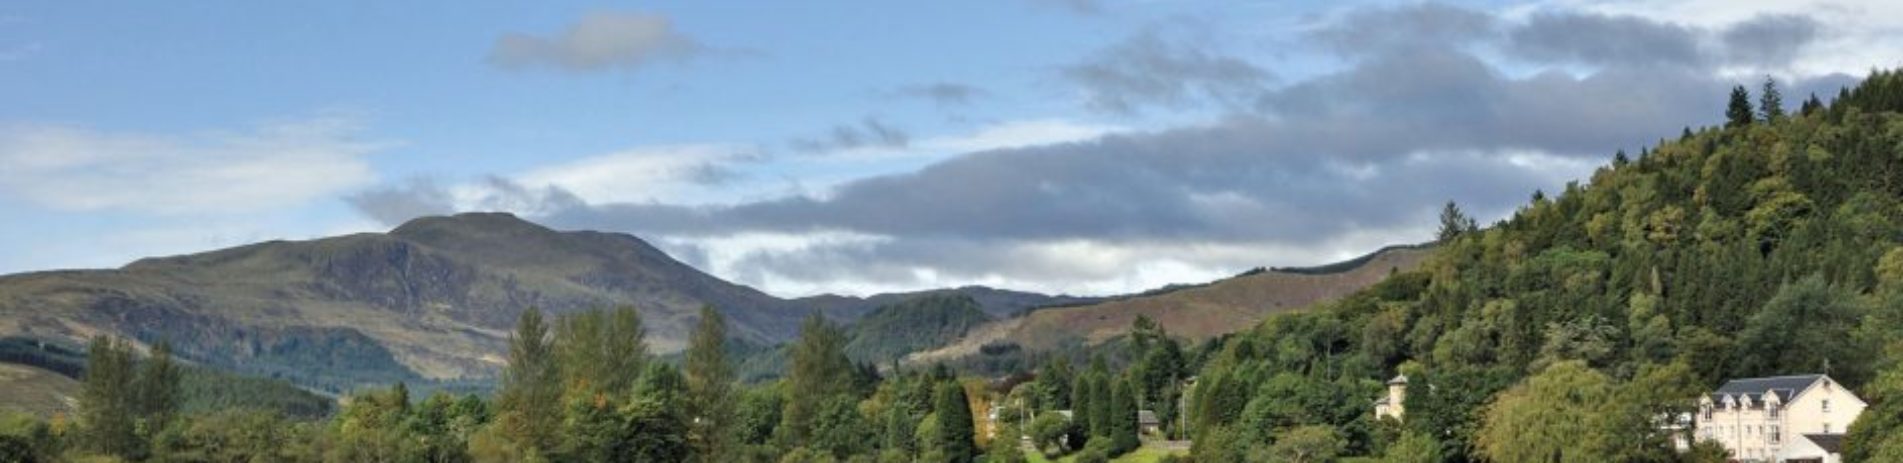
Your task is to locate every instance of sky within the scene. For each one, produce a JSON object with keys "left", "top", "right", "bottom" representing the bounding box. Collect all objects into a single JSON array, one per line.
[{"left": 1, "top": 0, "right": 1897, "bottom": 298}]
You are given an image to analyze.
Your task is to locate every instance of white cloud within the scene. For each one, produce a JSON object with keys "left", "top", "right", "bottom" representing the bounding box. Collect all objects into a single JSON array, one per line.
[
  {"left": 513, "top": 144, "right": 760, "bottom": 205},
  {"left": 1535, "top": 0, "right": 1903, "bottom": 78},
  {"left": 0, "top": 115, "right": 383, "bottom": 215}
]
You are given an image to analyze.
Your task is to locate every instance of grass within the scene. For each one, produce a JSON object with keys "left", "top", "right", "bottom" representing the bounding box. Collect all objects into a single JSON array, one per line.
[{"left": 1025, "top": 445, "right": 1186, "bottom": 463}]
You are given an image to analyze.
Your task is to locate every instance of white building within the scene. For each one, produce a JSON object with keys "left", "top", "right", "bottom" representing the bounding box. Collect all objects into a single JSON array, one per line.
[
  {"left": 1695, "top": 374, "right": 1864, "bottom": 463},
  {"left": 1373, "top": 374, "right": 1407, "bottom": 421}
]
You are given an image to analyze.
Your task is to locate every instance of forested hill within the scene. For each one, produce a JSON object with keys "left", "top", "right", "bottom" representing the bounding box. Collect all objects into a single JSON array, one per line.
[{"left": 1186, "top": 70, "right": 1903, "bottom": 462}]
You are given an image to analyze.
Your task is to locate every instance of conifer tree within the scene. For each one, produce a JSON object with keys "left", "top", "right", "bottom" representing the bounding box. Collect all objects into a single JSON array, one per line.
[
  {"left": 1760, "top": 76, "right": 1786, "bottom": 122},
  {"left": 1109, "top": 378, "right": 1140, "bottom": 455},
  {"left": 684, "top": 305, "right": 736, "bottom": 462},
  {"left": 933, "top": 381, "right": 976, "bottom": 463},
  {"left": 1727, "top": 84, "right": 1756, "bottom": 127},
  {"left": 1070, "top": 373, "right": 1094, "bottom": 439},
  {"left": 1437, "top": 201, "right": 1478, "bottom": 242}
]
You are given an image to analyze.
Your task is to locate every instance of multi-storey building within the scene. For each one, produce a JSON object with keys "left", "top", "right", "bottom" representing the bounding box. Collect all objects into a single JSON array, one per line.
[{"left": 1695, "top": 374, "right": 1864, "bottom": 463}]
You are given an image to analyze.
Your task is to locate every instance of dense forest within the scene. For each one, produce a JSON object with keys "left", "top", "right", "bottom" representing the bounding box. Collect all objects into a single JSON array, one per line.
[{"left": 8, "top": 71, "right": 1903, "bottom": 462}]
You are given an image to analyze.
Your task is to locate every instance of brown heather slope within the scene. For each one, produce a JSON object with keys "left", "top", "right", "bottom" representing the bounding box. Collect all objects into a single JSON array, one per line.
[
  {"left": 906, "top": 246, "right": 1431, "bottom": 364},
  {"left": 0, "top": 361, "right": 79, "bottom": 416}
]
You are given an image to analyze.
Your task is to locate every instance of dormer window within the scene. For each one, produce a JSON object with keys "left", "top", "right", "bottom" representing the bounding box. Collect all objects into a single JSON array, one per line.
[
  {"left": 1767, "top": 401, "right": 1779, "bottom": 419},
  {"left": 1702, "top": 404, "right": 1713, "bottom": 420}
]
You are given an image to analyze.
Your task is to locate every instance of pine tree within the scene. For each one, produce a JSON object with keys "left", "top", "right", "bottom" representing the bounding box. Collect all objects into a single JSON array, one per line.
[
  {"left": 1070, "top": 374, "right": 1094, "bottom": 439},
  {"left": 684, "top": 305, "right": 736, "bottom": 462},
  {"left": 1089, "top": 374, "right": 1112, "bottom": 439},
  {"left": 933, "top": 381, "right": 976, "bottom": 463},
  {"left": 780, "top": 312, "right": 854, "bottom": 444},
  {"left": 1109, "top": 378, "right": 1140, "bottom": 455},
  {"left": 1727, "top": 84, "right": 1756, "bottom": 127},
  {"left": 496, "top": 307, "right": 561, "bottom": 455},
  {"left": 1760, "top": 76, "right": 1786, "bottom": 122},
  {"left": 1438, "top": 201, "right": 1478, "bottom": 242},
  {"left": 78, "top": 336, "right": 139, "bottom": 457}
]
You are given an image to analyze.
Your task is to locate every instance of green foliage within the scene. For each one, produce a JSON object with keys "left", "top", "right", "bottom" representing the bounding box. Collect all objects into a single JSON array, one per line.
[
  {"left": 1027, "top": 411, "right": 1076, "bottom": 456},
  {"left": 494, "top": 307, "right": 561, "bottom": 456},
  {"left": 1107, "top": 379, "right": 1139, "bottom": 456},
  {"left": 1265, "top": 425, "right": 1345, "bottom": 463},
  {"left": 781, "top": 313, "right": 856, "bottom": 444},
  {"left": 845, "top": 295, "right": 993, "bottom": 363},
  {"left": 932, "top": 381, "right": 976, "bottom": 463},
  {"left": 1728, "top": 84, "right": 1756, "bottom": 127},
  {"left": 78, "top": 336, "right": 142, "bottom": 458},
  {"left": 554, "top": 305, "right": 649, "bottom": 395},
  {"left": 686, "top": 306, "right": 738, "bottom": 462}
]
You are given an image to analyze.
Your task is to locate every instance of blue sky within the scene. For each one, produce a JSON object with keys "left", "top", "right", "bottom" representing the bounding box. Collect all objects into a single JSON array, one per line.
[{"left": 2, "top": 0, "right": 1898, "bottom": 297}]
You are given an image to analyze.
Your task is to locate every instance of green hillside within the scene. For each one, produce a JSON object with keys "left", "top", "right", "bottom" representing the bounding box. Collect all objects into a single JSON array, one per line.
[
  {"left": 844, "top": 293, "right": 993, "bottom": 364},
  {"left": 1185, "top": 71, "right": 1903, "bottom": 461}
]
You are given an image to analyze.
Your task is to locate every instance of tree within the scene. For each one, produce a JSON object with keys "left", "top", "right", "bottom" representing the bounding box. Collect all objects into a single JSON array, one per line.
[
  {"left": 626, "top": 363, "right": 693, "bottom": 463},
  {"left": 685, "top": 306, "right": 737, "bottom": 462},
  {"left": 932, "top": 381, "right": 976, "bottom": 463},
  {"left": 555, "top": 305, "right": 649, "bottom": 395},
  {"left": 1476, "top": 361, "right": 1619, "bottom": 462},
  {"left": 1069, "top": 373, "right": 1094, "bottom": 439},
  {"left": 986, "top": 423, "right": 1027, "bottom": 463},
  {"left": 1038, "top": 357, "right": 1073, "bottom": 412},
  {"left": 781, "top": 313, "right": 855, "bottom": 444},
  {"left": 1380, "top": 431, "right": 1442, "bottom": 463},
  {"left": 1438, "top": 201, "right": 1478, "bottom": 242},
  {"left": 1263, "top": 425, "right": 1345, "bottom": 463},
  {"left": 1737, "top": 275, "right": 1869, "bottom": 385},
  {"left": 1760, "top": 76, "right": 1786, "bottom": 122},
  {"left": 495, "top": 307, "right": 561, "bottom": 456},
  {"left": 1027, "top": 412, "right": 1075, "bottom": 456},
  {"left": 1727, "top": 84, "right": 1756, "bottom": 127},
  {"left": 78, "top": 335, "right": 140, "bottom": 458},
  {"left": 1846, "top": 365, "right": 1903, "bottom": 462},
  {"left": 134, "top": 340, "right": 181, "bottom": 432},
  {"left": 1107, "top": 379, "right": 1139, "bottom": 455}
]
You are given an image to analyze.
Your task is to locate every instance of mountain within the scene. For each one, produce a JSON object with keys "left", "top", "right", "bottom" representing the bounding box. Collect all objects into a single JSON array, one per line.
[
  {"left": 0, "top": 213, "right": 813, "bottom": 392},
  {"left": 906, "top": 245, "right": 1432, "bottom": 365}
]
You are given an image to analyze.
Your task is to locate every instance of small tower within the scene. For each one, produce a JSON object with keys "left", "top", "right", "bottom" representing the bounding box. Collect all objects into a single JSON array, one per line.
[{"left": 1375, "top": 374, "right": 1408, "bottom": 421}]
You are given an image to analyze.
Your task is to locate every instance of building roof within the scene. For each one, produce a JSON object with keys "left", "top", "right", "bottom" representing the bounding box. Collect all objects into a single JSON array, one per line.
[
  {"left": 1710, "top": 374, "right": 1824, "bottom": 404},
  {"left": 1803, "top": 433, "right": 1845, "bottom": 453},
  {"left": 1137, "top": 410, "right": 1159, "bottom": 425}
]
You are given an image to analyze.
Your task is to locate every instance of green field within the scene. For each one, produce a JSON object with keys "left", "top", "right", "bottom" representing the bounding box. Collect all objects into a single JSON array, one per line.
[{"left": 1025, "top": 445, "right": 1186, "bottom": 463}]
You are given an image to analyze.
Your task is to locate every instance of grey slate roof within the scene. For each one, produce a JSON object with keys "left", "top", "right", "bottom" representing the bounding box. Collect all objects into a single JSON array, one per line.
[
  {"left": 1803, "top": 433, "right": 1845, "bottom": 453},
  {"left": 1710, "top": 374, "right": 1823, "bottom": 405}
]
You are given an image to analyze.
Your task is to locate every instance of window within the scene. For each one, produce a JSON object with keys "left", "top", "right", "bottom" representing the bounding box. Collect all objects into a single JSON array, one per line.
[
  {"left": 1703, "top": 405, "right": 1713, "bottom": 420},
  {"left": 1769, "top": 425, "right": 1779, "bottom": 444},
  {"left": 1768, "top": 402, "right": 1779, "bottom": 419},
  {"left": 1824, "top": 399, "right": 1832, "bottom": 412},
  {"left": 1824, "top": 423, "right": 1832, "bottom": 433}
]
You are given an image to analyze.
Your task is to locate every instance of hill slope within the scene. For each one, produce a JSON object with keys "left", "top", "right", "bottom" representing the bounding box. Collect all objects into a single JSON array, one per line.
[{"left": 908, "top": 245, "right": 1431, "bottom": 364}]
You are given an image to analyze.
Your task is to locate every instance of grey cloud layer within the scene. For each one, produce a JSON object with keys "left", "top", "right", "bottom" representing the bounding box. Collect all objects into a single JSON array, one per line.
[
  {"left": 359, "top": 3, "right": 1862, "bottom": 294},
  {"left": 488, "top": 12, "right": 705, "bottom": 72},
  {"left": 1061, "top": 31, "right": 1274, "bottom": 115}
]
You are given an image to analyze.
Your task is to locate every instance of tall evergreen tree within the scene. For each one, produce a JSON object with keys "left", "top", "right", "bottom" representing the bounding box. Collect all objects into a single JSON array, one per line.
[
  {"left": 1760, "top": 76, "right": 1786, "bottom": 122},
  {"left": 780, "top": 312, "right": 854, "bottom": 444},
  {"left": 933, "top": 381, "right": 976, "bottom": 463},
  {"left": 1089, "top": 374, "right": 1112, "bottom": 439},
  {"left": 684, "top": 305, "right": 736, "bottom": 462},
  {"left": 1727, "top": 84, "right": 1756, "bottom": 127},
  {"left": 78, "top": 336, "right": 139, "bottom": 457},
  {"left": 1109, "top": 378, "right": 1140, "bottom": 455},
  {"left": 1070, "top": 373, "right": 1094, "bottom": 439},
  {"left": 1437, "top": 201, "right": 1478, "bottom": 242},
  {"left": 496, "top": 307, "right": 561, "bottom": 456}
]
